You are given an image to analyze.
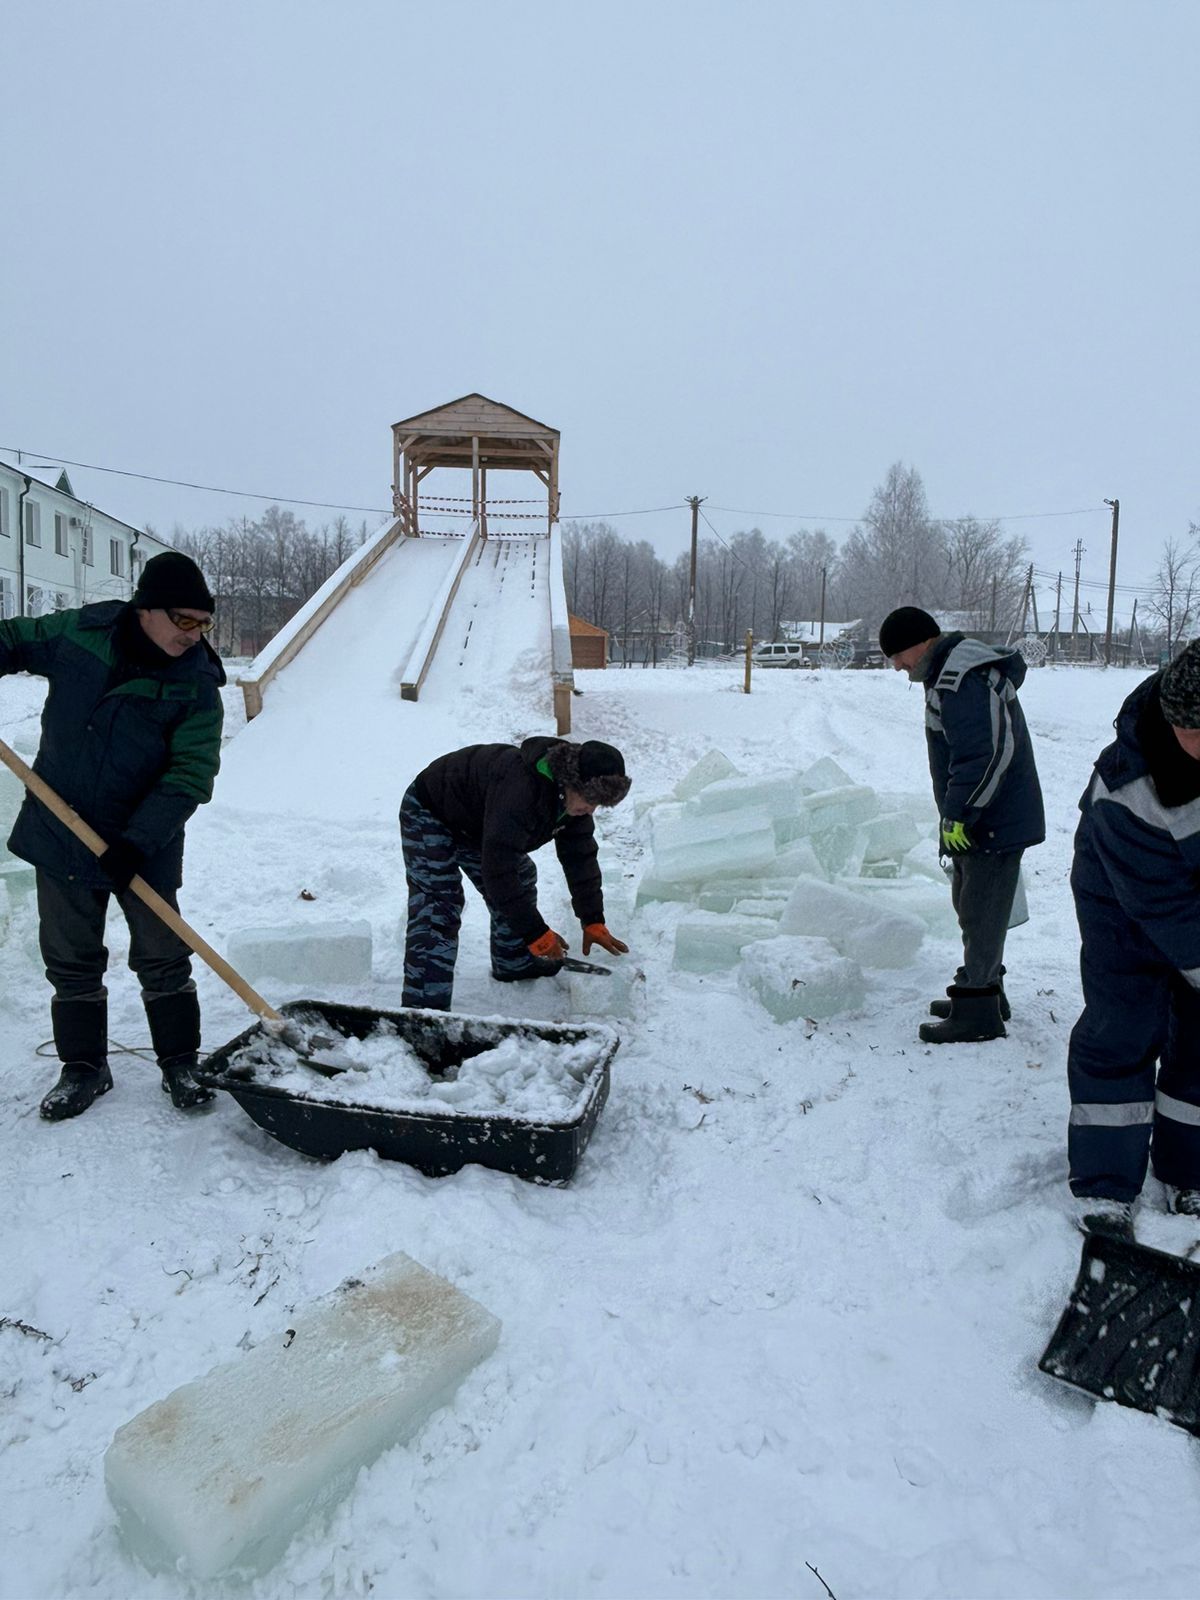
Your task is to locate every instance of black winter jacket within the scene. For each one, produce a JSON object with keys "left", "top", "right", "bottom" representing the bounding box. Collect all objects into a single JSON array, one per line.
[
  {"left": 922, "top": 633, "right": 1045, "bottom": 852},
  {"left": 1073, "top": 674, "right": 1200, "bottom": 984},
  {"left": 0, "top": 602, "right": 225, "bottom": 890},
  {"left": 409, "top": 736, "right": 604, "bottom": 943}
]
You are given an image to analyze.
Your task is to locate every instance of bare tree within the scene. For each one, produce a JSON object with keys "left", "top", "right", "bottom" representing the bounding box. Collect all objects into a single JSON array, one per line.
[{"left": 1148, "top": 535, "right": 1199, "bottom": 659}]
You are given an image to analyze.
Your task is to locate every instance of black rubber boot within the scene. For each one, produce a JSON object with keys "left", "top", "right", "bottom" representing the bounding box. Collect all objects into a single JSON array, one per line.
[
  {"left": 919, "top": 985, "right": 1007, "bottom": 1044},
  {"left": 144, "top": 985, "right": 215, "bottom": 1111},
  {"left": 491, "top": 957, "right": 564, "bottom": 983},
  {"left": 929, "top": 986, "right": 1011, "bottom": 1022},
  {"left": 41, "top": 994, "right": 113, "bottom": 1121},
  {"left": 929, "top": 966, "right": 1010, "bottom": 1022}
]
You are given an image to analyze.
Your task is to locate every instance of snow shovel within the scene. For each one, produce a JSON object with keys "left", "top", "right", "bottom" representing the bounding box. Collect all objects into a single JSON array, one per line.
[
  {"left": 1039, "top": 1230, "right": 1200, "bottom": 1435},
  {"left": 0, "top": 737, "right": 338, "bottom": 1069}
]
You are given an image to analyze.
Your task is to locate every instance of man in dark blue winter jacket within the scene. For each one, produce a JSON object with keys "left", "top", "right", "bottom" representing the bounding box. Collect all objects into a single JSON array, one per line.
[
  {"left": 399, "top": 737, "right": 631, "bottom": 1010},
  {"left": 879, "top": 606, "right": 1045, "bottom": 1044},
  {"left": 1067, "top": 641, "right": 1200, "bottom": 1240},
  {"left": 0, "top": 552, "right": 224, "bottom": 1120}
]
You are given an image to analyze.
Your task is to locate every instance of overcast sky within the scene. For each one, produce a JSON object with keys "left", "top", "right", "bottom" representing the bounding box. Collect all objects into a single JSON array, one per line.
[{"left": 3, "top": 0, "right": 1196, "bottom": 603}]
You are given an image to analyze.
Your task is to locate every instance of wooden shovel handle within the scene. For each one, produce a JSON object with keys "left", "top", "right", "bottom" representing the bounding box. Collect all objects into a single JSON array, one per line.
[{"left": 0, "top": 736, "right": 282, "bottom": 1025}]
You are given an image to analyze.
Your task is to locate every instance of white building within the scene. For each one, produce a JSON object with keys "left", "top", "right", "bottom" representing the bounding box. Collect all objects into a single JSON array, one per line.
[{"left": 0, "top": 461, "right": 171, "bottom": 619}]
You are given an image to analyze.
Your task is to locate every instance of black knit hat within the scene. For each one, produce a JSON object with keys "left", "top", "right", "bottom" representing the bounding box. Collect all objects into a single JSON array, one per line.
[
  {"left": 1159, "top": 640, "right": 1200, "bottom": 728},
  {"left": 878, "top": 606, "right": 940, "bottom": 659},
  {"left": 133, "top": 552, "right": 215, "bottom": 613}
]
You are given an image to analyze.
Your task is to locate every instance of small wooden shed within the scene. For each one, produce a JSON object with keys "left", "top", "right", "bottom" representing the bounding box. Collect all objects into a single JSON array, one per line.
[
  {"left": 391, "top": 393, "right": 560, "bottom": 537},
  {"left": 569, "top": 612, "right": 608, "bottom": 669}
]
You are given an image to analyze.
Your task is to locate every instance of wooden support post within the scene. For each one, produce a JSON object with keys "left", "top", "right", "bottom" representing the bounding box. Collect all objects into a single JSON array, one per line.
[
  {"left": 744, "top": 630, "right": 753, "bottom": 693},
  {"left": 553, "top": 681, "right": 571, "bottom": 734}
]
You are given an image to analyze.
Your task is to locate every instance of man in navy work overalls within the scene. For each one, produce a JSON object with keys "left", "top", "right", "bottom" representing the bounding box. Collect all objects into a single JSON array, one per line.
[{"left": 1067, "top": 640, "right": 1200, "bottom": 1240}]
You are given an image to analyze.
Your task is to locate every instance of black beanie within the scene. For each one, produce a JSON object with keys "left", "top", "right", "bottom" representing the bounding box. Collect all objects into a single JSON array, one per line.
[
  {"left": 1159, "top": 640, "right": 1200, "bottom": 728},
  {"left": 133, "top": 552, "right": 215, "bottom": 612},
  {"left": 878, "top": 606, "right": 940, "bottom": 658},
  {"left": 576, "top": 741, "right": 630, "bottom": 806}
]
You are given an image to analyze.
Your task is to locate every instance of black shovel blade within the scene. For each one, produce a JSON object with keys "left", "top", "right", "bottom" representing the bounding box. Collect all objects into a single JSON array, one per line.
[{"left": 1039, "top": 1232, "right": 1200, "bottom": 1433}]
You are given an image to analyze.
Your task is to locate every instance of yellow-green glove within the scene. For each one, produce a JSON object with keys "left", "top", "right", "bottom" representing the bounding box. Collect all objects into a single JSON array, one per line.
[{"left": 940, "top": 819, "right": 972, "bottom": 853}]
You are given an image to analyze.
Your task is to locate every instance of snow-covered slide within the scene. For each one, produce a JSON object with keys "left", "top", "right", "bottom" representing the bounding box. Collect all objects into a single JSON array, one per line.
[
  {"left": 418, "top": 534, "right": 550, "bottom": 703},
  {"left": 215, "top": 532, "right": 471, "bottom": 818}
]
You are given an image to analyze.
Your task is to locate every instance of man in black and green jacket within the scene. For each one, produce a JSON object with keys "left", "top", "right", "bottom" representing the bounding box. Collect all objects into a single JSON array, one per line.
[{"left": 0, "top": 552, "right": 225, "bottom": 1120}]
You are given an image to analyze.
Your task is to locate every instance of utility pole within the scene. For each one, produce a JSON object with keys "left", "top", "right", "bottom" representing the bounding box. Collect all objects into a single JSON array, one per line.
[
  {"left": 1053, "top": 571, "right": 1063, "bottom": 660},
  {"left": 1103, "top": 497, "right": 1120, "bottom": 666},
  {"left": 686, "top": 496, "right": 704, "bottom": 667},
  {"left": 990, "top": 574, "right": 997, "bottom": 632},
  {"left": 818, "top": 565, "right": 827, "bottom": 646},
  {"left": 1070, "top": 539, "right": 1085, "bottom": 662}
]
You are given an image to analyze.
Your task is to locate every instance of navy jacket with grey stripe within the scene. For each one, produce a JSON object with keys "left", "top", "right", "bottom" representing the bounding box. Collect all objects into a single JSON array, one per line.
[
  {"left": 922, "top": 633, "right": 1044, "bottom": 852},
  {"left": 1073, "top": 674, "right": 1200, "bottom": 986}
]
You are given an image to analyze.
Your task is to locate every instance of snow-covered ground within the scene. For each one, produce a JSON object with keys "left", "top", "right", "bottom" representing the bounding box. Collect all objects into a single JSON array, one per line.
[{"left": 3, "top": 652, "right": 1199, "bottom": 1600}]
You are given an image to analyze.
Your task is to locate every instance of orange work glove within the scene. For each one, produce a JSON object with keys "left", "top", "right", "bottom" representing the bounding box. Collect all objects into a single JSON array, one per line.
[
  {"left": 582, "top": 923, "right": 629, "bottom": 957},
  {"left": 528, "top": 929, "right": 569, "bottom": 961}
]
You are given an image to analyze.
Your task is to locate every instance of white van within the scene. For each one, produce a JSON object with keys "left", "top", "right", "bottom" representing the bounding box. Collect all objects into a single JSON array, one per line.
[{"left": 752, "top": 641, "right": 812, "bottom": 669}]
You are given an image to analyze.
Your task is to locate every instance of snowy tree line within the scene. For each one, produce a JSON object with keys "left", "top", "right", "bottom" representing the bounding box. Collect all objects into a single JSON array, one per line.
[
  {"left": 565, "top": 463, "right": 1033, "bottom": 664},
  {"left": 158, "top": 465, "right": 1200, "bottom": 665}
]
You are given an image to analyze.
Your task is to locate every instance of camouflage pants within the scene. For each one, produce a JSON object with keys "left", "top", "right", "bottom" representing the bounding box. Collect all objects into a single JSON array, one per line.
[{"left": 400, "top": 786, "right": 538, "bottom": 1009}]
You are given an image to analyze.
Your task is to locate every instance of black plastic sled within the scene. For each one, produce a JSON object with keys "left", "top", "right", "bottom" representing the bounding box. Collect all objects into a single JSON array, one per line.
[
  {"left": 1039, "top": 1231, "right": 1200, "bottom": 1435},
  {"left": 195, "top": 999, "right": 618, "bottom": 1185}
]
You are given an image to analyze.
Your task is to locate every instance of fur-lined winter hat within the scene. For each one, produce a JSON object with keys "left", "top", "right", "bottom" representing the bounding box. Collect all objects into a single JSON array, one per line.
[
  {"left": 1159, "top": 640, "right": 1200, "bottom": 728},
  {"left": 544, "top": 739, "right": 632, "bottom": 806}
]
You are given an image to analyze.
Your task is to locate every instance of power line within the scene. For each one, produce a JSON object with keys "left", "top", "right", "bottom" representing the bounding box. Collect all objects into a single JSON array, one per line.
[{"left": 706, "top": 502, "right": 1104, "bottom": 526}]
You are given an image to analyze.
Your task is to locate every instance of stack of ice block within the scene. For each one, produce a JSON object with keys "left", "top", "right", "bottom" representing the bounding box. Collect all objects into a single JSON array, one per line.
[{"left": 634, "top": 748, "right": 951, "bottom": 1020}]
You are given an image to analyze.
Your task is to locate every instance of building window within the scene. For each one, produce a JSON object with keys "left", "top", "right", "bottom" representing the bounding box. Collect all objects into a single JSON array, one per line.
[
  {"left": 55, "top": 511, "right": 69, "bottom": 556},
  {"left": 82, "top": 527, "right": 93, "bottom": 566},
  {"left": 26, "top": 584, "right": 45, "bottom": 616},
  {"left": 0, "top": 486, "right": 9, "bottom": 537},
  {"left": 109, "top": 539, "right": 124, "bottom": 577},
  {"left": 23, "top": 501, "right": 41, "bottom": 547},
  {"left": 0, "top": 576, "right": 14, "bottom": 618}
]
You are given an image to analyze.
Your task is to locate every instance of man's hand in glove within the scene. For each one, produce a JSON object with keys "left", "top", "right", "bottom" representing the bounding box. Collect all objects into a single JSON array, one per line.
[
  {"left": 582, "top": 923, "right": 629, "bottom": 957},
  {"left": 940, "top": 819, "right": 973, "bottom": 854},
  {"left": 98, "top": 838, "right": 144, "bottom": 891},
  {"left": 528, "top": 928, "right": 569, "bottom": 962}
]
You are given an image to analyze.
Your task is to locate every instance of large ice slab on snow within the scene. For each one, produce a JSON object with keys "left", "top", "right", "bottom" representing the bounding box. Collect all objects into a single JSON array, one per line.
[
  {"left": 104, "top": 1253, "right": 500, "bottom": 1580},
  {"left": 691, "top": 771, "right": 800, "bottom": 821},
  {"left": 651, "top": 805, "right": 777, "bottom": 884},
  {"left": 227, "top": 919, "right": 373, "bottom": 985},
  {"left": 778, "top": 875, "right": 924, "bottom": 968},
  {"left": 798, "top": 755, "right": 853, "bottom": 794},
  {"left": 673, "top": 911, "right": 776, "bottom": 973},
  {"left": 739, "top": 936, "right": 864, "bottom": 1020},
  {"left": 673, "top": 748, "right": 742, "bottom": 801}
]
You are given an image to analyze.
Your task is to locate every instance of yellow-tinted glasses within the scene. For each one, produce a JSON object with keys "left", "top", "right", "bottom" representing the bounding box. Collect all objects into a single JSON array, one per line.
[{"left": 166, "top": 609, "right": 215, "bottom": 635}]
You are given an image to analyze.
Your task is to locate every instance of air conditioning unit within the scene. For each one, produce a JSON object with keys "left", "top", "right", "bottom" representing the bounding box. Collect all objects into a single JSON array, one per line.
[{"left": 69, "top": 516, "right": 82, "bottom": 527}]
